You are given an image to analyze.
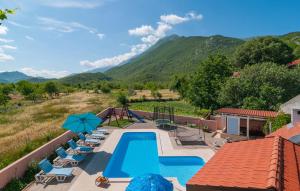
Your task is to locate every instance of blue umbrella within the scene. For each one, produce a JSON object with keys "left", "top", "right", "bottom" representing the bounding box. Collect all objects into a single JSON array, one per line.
[
  {"left": 62, "top": 112, "right": 102, "bottom": 133},
  {"left": 126, "top": 174, "right": 173, "bottom": 191}
]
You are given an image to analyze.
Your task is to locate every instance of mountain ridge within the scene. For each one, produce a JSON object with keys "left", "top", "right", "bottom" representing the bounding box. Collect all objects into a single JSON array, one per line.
[{"left": 105, "top": 34, "right": 244, "bottom": 82}]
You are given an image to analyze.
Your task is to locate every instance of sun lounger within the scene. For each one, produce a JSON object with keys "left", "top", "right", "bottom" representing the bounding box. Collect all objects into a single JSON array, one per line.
[
  {"left": 67, "top": 139, "right": 93, "bottom": 154},
  {"left": 78, "top": 133, "right": 100, "bottom": 146},
  {"left": 95, "top": 128, "right": 109, "bottom": 134},
  {"left": 87, "top": 131, "right": 106, "bottom": 139},
  {"left": 177, "top": 134, "right": 205, "bottom": 145},
  {"left": 55, "top": 147, "right": 85, "bottom": 166},
  {"left": 35, "top": 159, "right": 73, "bottom": 184}
]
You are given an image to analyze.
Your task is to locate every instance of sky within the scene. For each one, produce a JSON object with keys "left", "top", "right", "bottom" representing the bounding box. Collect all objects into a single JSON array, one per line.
[{"left": 0, "top": 0, "right": 299, "bottom": 78}]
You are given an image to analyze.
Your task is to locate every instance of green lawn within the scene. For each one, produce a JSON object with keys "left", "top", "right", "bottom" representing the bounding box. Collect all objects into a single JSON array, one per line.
[
  {"left": 129, "top": 100, "right": 209, "bottom": 117},
  {"left": 107, "top": 119, "right": 133, "bottom": 128}
]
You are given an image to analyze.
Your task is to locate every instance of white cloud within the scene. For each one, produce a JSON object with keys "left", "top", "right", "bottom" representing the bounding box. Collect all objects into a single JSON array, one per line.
[
  {"left": 0, "top": 26, "right": 8, "bottom": 35},
  {"left": 97, "top": 33, "right": 105, "bottom": 39},
  {"left": 0, "top": 38, "right": 14, "bottom": 43},
  {"left": 80, "top": 52, "right": 134, "bottom": 68},
  {"left": 0, "top": 45, "right": 17, "bottom": 50},
  {"left": 43, "top": 0, "right": 104, "bottom": 9},
  {"left": 21, "top": 67, "right": 70, "bottom": 78},
  {"left": 160, "top": 14, "right": 188, "bottom": 25},
  {"left": 129, "top": 25, "right": 154, "bottom": 36},
  {"left": 0, "top": 25, "right": 16, "bottom": 62},
  {"left": 7, "top": 21, "right": 30, "bottom": 29},
  {"left": 0, "top": 53, "right": 14, "bottom": 62},
  {"left": 38, "top": 17, "right": 104, "bottom": 40},
  {"left": 81, "top": 11, "right": 203, "bottom": 69},
  {"left": 25, "top": 35, "right": 34, "bottom": 41},
  {"left": 160, "top": 12, "right": 202, "bottom": 25}
]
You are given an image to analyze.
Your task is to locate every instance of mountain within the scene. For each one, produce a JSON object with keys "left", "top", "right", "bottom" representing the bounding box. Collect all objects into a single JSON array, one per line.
[
  {"left": 89, "top": 66, "right": 113, "bottom": 73},
  {"left": 279, "top": 32, "right": 300, "bottom": 58},
  {"left": 105, "top": 35, "right": 244, "bottom": 82},
  {"left": 27, "top": 77, "right": 52, "bottom": 83},
  {"left": 58, "top": 72, "right": 111, "bottom": 85},
  {"left": 0, "top": 71, "right": 31, "bottom": 83}
]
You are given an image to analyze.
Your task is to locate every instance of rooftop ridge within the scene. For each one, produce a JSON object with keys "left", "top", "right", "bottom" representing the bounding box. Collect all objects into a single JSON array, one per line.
[
  {"left": 293, "top": 143, "right": 300, "bottom": 190},
  {"left": 216, "top": 107, "right": 278, "bottom": 118},
  {"left": 266, "top": 136, "right": 282, "bottom": 189}
]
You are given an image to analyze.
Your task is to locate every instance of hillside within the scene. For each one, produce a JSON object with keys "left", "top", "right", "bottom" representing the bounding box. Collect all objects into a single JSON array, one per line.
[
  {"left": 0, "top": 71, "right": 31, "bottom": 83},
  {"left": 26, "top": 77, "right": 52, "bottom": 83},
  {"left": 105, "top": 35, "right": 244, "bottom": 82},
  {"left": 58, "top": 72, "right": 111, "bottom": 85},
  {"left": 280, "top": 32, "right": 300, "bottom": 58}
]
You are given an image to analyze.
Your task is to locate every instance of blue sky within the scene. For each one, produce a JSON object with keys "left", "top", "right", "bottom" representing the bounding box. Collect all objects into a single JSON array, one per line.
[{"left": 0, "top": 0, "right": 299, "bottom": 78}]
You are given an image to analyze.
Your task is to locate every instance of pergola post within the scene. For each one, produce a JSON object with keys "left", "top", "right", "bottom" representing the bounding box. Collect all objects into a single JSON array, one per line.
[{"left": 247, "top": 116, "right": 250, "bottom": 139}]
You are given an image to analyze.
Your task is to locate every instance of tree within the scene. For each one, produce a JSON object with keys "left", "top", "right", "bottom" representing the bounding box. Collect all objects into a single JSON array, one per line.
[
  {"left": 1, "top": 84, "right": 14, "bottom": 95},
  {"left": 234, "top": 37, "right": 294, "bottom": 68},
  {"left": 0, "top": 93, "right": 10, "bottom": 109},
  {"left": 263, "top": 113, "right": 291, "bottom": 134},
  {"left": 187, "top": 54, "right": 233, "bottom": 110},
  {"left": 218, "top": 62, "right": 300, "bottom": 110},
  {"left": 44, "top": 82, "right": 59, "bottom": 98},
  {"left": 170, "top": 75, "right": 189, "bottom": 98},
  {"left": 26, "top": 88, "right": 43, "bottom": 102},
  {"left": 0, "top": 9, "right": 15, "bottom": 24},
  {"left": 100, "top": 85, "right": 111, "bottom": 94},
  {"left": 116, "top": 93, "right": 129, "bottom": 107},
  {"left": 16, "top": 81, "right": 34, "bottom": 96}
]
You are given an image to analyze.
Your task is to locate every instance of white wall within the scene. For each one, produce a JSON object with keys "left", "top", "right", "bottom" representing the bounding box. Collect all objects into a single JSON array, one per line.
[{"left": 292, "top": 108, "right": 300, "bottom": 125}]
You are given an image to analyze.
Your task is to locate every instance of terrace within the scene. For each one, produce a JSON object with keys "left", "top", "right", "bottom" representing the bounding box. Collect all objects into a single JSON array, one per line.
[
  {"left": 3, "top": 106, "right": 299, "bottom": 191},
  {"left": 24, "top": 121, "right": 215, "bottom": 191}
]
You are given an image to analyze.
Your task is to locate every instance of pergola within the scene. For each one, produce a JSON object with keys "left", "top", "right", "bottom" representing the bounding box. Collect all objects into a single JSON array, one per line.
[{"left": 216, "top": 108, "right": 278, "bottom": 138}]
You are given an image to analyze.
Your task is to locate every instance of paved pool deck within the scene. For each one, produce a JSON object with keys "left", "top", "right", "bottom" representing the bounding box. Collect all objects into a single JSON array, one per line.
[{"left": 27, "top": 122, "right": 215, "bottom": 191}]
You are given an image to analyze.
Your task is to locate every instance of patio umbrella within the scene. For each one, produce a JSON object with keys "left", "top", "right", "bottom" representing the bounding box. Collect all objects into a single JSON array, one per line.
[
  {"left": 62, "top": 112, "right": 102, "bottom": 133},
  {"left": 126, "top": 174, "right": 173, "bottom": 191}
]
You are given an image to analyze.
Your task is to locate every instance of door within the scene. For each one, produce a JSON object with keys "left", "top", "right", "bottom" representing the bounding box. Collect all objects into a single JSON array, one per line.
[{"left": 227, "top": 116, "right": 240, "bottom": 135}]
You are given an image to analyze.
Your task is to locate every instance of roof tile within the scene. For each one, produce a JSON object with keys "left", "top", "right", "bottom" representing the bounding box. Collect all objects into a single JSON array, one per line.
[
  {"left": 187, "top": 137, "right": 300, "bottom": 191},
  {"left": 216, "top": 108, "right": 278, "bottom": 118},
  {"left": 267, "top": 122, "right": 300, "bottom": 140}
]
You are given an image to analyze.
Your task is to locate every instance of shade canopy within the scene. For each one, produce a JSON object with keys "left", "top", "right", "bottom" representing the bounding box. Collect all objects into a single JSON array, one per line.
[
  {"left": 62, "top": 112, "right": 102, "bottom": 133},
  {"left": 126, "top": 174, "right": 173, "bottom": 191}
]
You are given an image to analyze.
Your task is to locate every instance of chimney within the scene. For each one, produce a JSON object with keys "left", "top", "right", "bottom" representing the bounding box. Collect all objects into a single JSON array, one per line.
[{"left": 291, "top": 108, "right": 300, "bottom": 126}]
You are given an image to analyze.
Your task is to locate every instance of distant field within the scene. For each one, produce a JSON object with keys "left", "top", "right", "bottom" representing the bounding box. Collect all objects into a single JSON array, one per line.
[
  {"left": 129, "top": 89, "right": 180, "bottom": 100},
  {"left": 0, "top": 92, "right": 116, "bottom": 169},
  {"left": 129, "top": 100, "right": 202, "bottom": 117}
]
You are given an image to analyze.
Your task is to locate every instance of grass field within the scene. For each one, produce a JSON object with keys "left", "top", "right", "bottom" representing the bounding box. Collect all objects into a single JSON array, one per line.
[
  {"left": 0, "top": 92, "right": 116, "bottom": 169},
  {"left": 129, "top": 89, "right": 180, "bottom": 100},
  {"left": 106, "top": 119, "right": 133, "bottom": 128},
  {"left": 129, "top": 100, "right": 208, "bottom": 117}
]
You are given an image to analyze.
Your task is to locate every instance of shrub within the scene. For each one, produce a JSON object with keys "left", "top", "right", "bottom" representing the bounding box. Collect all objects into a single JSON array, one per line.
[
  {"left": 194, "top": 108, "right": 211, "bottom": 119},
  {"left": 3, "top": 162, "right": 39, "bottom": 191},
  {"left": 117, "top": 93, "right": 129, "bottom": 107},
  {"left": 100, "top": 86, "right": 111, "bottom": 94},
  {"left": 263, "top": 113, "right": 291, "bottom": 134}
]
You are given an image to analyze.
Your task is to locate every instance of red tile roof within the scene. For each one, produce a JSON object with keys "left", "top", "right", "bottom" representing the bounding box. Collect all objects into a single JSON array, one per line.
[
  {"left": 267, "top": 122, "right": 300, "bottom": 140},
  {"left": 216, "top": 108, "right": 278, "bottom": 118},
  {"left": 288, "top": 59, "right": 300, "bottom": 67},
  {"left": 187, "top": 136, "right": 300, "bottom": 191}
]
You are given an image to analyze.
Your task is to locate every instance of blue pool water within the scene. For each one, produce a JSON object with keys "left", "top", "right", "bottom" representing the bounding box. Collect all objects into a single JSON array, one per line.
[{"left": 103, "top": 132, "right": 205, "bottom": 186}]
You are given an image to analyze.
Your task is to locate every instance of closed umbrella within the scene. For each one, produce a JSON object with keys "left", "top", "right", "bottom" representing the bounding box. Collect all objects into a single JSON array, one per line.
[
  {"left": 126, "top": 174, "right": 173, "bottom": 191},
  {"left": 62, "top": 112, "right": 102, "bottom": 133}
]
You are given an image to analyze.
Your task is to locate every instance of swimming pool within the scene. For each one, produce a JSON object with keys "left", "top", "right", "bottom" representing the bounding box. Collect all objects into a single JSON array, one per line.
[{"left": 103, "top": 132, "right": 205, "bottom": 186}]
